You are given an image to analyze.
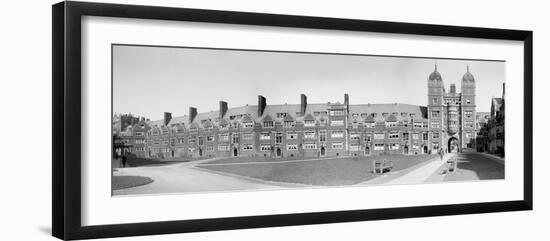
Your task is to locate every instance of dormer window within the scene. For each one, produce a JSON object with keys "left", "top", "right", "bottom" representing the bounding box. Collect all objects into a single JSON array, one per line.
[
  {"left": 283, "top": 121, "right": 295, "bottom": 128},
  {"left": 243, "top": 121, "right": 254, "bottom": 128},
  {"left": 263, "top": 121, "right": 274, "bottom": 128}
]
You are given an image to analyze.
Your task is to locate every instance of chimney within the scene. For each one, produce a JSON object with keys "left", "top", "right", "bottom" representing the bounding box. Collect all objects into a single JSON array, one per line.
[
  {"left": 219, "top": 101, "right": 228, "bottom": 119},
  {"left": 450, "top": 84, "right": 456, "bottom": 94},
  {"left": 163, "top": 112, "right": 172, "bottom": 126},
  {"left": 300, "top": 94, "right": 307, "bottom": 116},
  {"left": 344, "top": 93, "right": 349, "bottom": 115},
  {"left": 189, "top": 107, "right": 197, "bottom": 123},
  {"left": 258, "top": 95, "right": 266, "bottom": 117}
]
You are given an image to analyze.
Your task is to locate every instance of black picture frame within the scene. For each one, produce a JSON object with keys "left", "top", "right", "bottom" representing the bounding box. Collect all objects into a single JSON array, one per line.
[{"left": 52, "top": 1, "right": 533, "bottom": 240}]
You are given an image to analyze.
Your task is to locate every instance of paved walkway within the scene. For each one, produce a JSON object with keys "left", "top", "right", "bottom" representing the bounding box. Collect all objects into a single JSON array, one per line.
[
  {"left": 113, "top": 158, "right": 286, "bottom": 195},
  {"left": 358, "top": 153, "right": 455, "bottom": 185}
]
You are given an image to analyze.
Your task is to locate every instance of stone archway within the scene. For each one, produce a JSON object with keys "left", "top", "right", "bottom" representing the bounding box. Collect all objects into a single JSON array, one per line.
[
  {"left": 448, "top": 137, "right": 459, "bottom": 153},
  {"left": 320, "top": 146, "right": 326, "bottom": 157}
]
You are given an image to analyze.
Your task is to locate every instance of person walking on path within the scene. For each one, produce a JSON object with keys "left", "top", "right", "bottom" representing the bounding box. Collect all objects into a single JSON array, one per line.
[
  {"left": 439, "top": 148, "right": 444, "bottom": 160},
  {"left": 121, "top": 154, "right": 128, "bottom": 168}
]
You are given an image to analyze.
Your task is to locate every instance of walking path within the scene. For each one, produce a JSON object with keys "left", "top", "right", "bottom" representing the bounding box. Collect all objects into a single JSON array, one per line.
[{"left": 113, "top": 158, "right": 287, "bottom": 195}]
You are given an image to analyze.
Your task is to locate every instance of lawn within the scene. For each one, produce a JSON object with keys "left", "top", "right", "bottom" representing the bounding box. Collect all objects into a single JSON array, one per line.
[
  {"left": 203, "top": 155, "right": 326, "bottom": 165},
  {"left": 112, "top": 175, "right": 153, "bottom": 190},
  {"left": 197, "top": 154, "right": 436, "bottom": 186},
  {"left": 112, "top": 156, "right": 209, "bottom": 168}
]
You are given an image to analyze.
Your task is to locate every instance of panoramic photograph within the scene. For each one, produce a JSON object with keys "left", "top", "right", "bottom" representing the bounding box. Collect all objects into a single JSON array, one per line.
[{"left": 111, "top": 44, "right": 506, "bottom": 196}]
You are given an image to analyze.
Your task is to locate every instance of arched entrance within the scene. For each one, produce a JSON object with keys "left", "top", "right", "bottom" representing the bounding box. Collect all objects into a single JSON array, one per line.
[
  {"left": 364, "top": 146, "right": 370, "bottom": 156},
  {"left": 276, "top": 148, "right": 282, "bottom": 157},
  {"left": 404, "top": 145, "right": 409, "bottom": 154},
  {"left": 448, "top": 137, "right": 459, "bottom": 153},
  {"left": 171, "top": 150, "right": 174, "bottom": 158},
  {"left": 423, "top": 146, "right": 428, "bottom": 154},
  {"left": 320, "top": 147, "right": 326, "bottom": 157},
  {"left": 233, "top": 147, "right": 238, "bottom": 157},
  {"left": 199, "top": 148, "right": 203, "bottom": 157}
]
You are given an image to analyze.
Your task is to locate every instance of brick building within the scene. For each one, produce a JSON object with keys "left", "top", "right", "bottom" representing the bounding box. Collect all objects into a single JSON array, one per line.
[{"left": 117, "top": 65, "right": 483, "bottom": 159}]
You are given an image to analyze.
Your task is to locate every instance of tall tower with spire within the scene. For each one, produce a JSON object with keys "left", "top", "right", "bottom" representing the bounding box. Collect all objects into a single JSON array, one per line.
[
  {"left": 460, "top": 65, "right": 477, "bottom": 150},
  {"left": 427, "top": 64, "right": 445, "bottom": 153}
]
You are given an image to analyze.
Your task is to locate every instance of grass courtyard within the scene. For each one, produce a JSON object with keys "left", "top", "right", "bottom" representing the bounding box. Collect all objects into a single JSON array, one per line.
[
  {"left": 112, "top": 156, "right": 209, "bottom": 168},
  {"left": 197, "top": 154, "right": 437, "bottom": 186}
]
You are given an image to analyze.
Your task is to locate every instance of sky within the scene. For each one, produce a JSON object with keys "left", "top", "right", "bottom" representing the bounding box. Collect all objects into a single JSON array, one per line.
[{"left": 113, "top": 45, "right": 505, "bottom": 120}]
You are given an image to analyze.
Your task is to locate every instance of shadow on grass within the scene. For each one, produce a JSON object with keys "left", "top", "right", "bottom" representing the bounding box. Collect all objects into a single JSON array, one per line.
[
  {"left": 112, "top": 176, "right": 154, "bottom": 190},
  {"left": 116, "top": 156, "right": 210, "bottom": 167}
]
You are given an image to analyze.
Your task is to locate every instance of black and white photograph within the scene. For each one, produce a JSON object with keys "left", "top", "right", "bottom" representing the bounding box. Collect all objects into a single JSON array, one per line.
[{"left": 111, "top": 44, "right": 506, "bottom": 195}]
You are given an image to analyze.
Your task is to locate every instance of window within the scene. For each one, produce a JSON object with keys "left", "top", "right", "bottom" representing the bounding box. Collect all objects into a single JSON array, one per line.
[
  {"left": 242, "top": 132, "right": 254, "bottom": 140},
  {"left": 332, "top": 142, "right": 343, "bottom": 149},
  {"left": 218, "top": 133, "right": 229, "bottom": 142},
  {"left": 432, "top": 142, "right": 440, "bottom": 150},
  {"left": 243, "top": 121, "right": 254, "bottom": 128},
  {"left": 232, "top": 134, "right": 239, "bottom": 144},
  {"left": 319, "top": 130, "right": 327, "bottom": 142},
  {"left": 304, "top": 143, "right": 317, "bottom": 149},
  {"left": 304, "top": 131, "right": 316, "bottom": 139},
  {"left": 263, "top": 121, "right": 274, "bottom": 128},
  {"left": 287, "top": 132, "right": 298, "bottom": 140},
  {"left": 433, "top": 97, "right": 439, "bottom": 105},
  {"left": 304, "top": 120, "right": 315, "bottom": 127},
  {"left": 402, "top": 132, "right": 409, "bottom": 141},
  {"left": 135, "top": 132, "right": 144, "bottom": 136},
  {"left": 374, "top": 143, "right": 384, "bottom": 150},
  {"left": 423, "top": 133, "right": 429, "bottom": 141},
  {"left": 423, "top": 122, "right": 429, "bottom": 128},
  {"left": 465, "top": 121, "right": 474, "bottom": 128},
  {"left": 412, "top": 133, "right": 419, "bottom": 140},
  {"left": 260, "top": 132, "right": 271, "bottom": 140},
  {"left": 386, "top": 121, "right": 398, "bottom": 127},
  {"left": 242, "top": 144, "right": 254, "bottom": 151},
  {"left": 432, "top": 132, "right": 440, "bottom": 139},
  {"left": 276, "top": 112, "right": 287, "bottom": 118},
  {"left": 431, "top": 121, "right": 440, "bottom": 128},
  {"left": 364, "top": 134, "right": 372, "bottom": 142},
  {"left": 198, "top": 136, "right": 204, "bottom": 145},
  {"left": 350, "top": 133, "right": 360, "bottom": 140},
  {"left": 363, "top": 122, "right": 375, "bottom": 128},
  {"left": 188, "top": 136, "right": 196, "bottom": 144},
  {"left": 319, "top": 119, "right": 327, "bottom": 126},
  {"left": 206, "top": 145, "right": 215, "bottom": 151},
  {"left": 217, "top": 145, "right": 229, "bottom": 151},
  {"left": 390, "top": 143, "right": 399, "bottom": 150},
  {"left": 466, "top": 98, "right": 471, "bottom": 104},
  {"left": 431, "top": 111, "right": 440, "bottom": 118},
  {"left": 287, "top": 144, "right": 298, "bottom": 150},
  {"left": 413, "top": 122, "right": 423, "bottom": 128},
  {"left": 464, "top": 111, "right": 473, "bottom": 119},
  {"left": 374, "top": 133, "right": 385, "bottom": 139},
  {"left": 331, "top": 130, "right": 344, "bottom": 138},
  {"left": 350, "top": 144, "right": 360, "bottom": 151},
  {"left": 206, "top": 135, "right": 214, "bottom": 142},
  {"left": 330, "top": 110, "right": 345, "bottom": 116},
  {"left": 219, "top": 123, "right": 229, "bottom": 130},
  {"left": 330, "top": 120, "right": 344, "bottom": 126},
  {"left": 284, "top": 121, "right": 295, "bottom": 128},
  {"left": 276, "top": 132, "right": 283, "bottom": 144},
  {"left": 389, "top": 133, "right": 399, "bottom": 139},
  {"left": 260, "top": 144, "right": 271, "bottom": 151},
  {"left": 177, "top": 138, "right": 184, "bottom": 144}
]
